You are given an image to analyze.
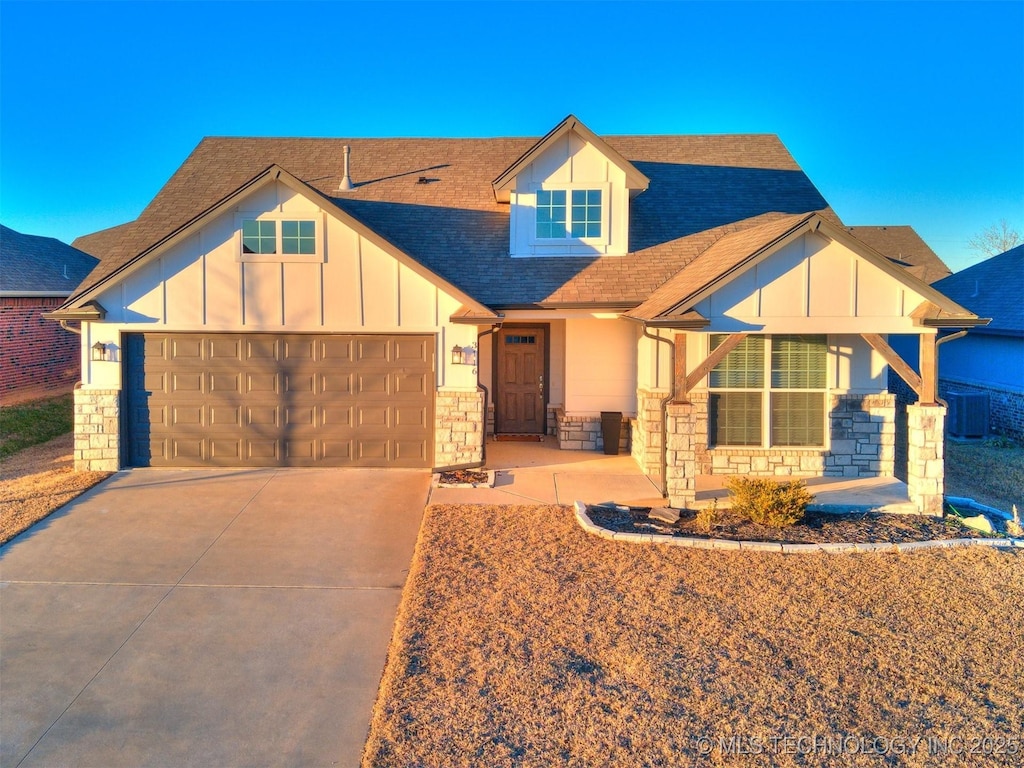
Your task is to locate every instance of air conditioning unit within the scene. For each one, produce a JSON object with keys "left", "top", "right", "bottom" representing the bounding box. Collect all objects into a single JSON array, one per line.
[{"left": 947, "top": 391, "right": 990, "bottom": 438}]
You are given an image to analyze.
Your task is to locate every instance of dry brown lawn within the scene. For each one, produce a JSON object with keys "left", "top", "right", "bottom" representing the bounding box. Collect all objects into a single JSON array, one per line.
[
  {"left": 364, "top": 504, "right": 1024, "bottom": 768},
  {"left": 0, "top": 433, "right": 112, "bottom": 544},
  {"left": 946, "top": 439, "right": 1024, "bottom": 515}
]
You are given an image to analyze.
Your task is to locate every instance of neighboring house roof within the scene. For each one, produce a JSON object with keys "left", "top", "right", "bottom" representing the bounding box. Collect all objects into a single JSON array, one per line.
[
  {"left": 845, "top": 225, "right": 952, "bottom": 284},
  {"left": 930, "top": 245, "right": 1024, "bottom": 336},
  {"left": 67, "top": 131, "right": 832, "bottom": 311},
  {"left": 1, "top": 224, "right": 99, "bottom": 297}
]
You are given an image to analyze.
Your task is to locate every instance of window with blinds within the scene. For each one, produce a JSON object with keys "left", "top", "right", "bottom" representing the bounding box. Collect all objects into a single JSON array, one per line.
[{"left": 708, "top": 334, "right": 827, "bottom": 448}]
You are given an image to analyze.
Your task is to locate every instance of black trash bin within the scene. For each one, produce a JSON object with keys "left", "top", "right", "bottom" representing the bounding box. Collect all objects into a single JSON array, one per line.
[{"left": 600, "top": 411, "right": 622, "bottom": 455}]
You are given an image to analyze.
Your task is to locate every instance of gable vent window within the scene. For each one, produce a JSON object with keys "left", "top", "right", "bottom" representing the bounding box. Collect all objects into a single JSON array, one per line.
[
  {"left": 708, "top": 334, "right": 827, "bottom": 448},
  {"left": 239, "top": 216, "right": 322, "bottom": 262},
  {"left": 281, "top": 220, "right": 316, "bottom": 254},
  {"left": 242, "top": 220, "right": 278, "bottom": 254},
  {"left": 536, "top": 189, "right": 602, "bottom": 239}
]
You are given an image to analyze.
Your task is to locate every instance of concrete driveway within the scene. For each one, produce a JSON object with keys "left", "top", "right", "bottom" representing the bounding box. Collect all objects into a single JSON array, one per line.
[{"left": 0, "top": 468, "right": 430, "bottom": 768}]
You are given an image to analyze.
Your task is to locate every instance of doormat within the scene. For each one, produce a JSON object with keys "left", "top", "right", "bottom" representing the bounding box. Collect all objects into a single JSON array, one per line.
[{"left": 495, "top": 434, "right": 545, "bottom": 442}]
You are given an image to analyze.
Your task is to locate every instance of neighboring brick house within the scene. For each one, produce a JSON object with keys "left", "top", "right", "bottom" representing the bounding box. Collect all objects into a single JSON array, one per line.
[
  {"left": 48, "top": 115, "right": 985, "bottom": 514},
  {"left": 1, "top": 225, "right": 99, "bottom": 398}
]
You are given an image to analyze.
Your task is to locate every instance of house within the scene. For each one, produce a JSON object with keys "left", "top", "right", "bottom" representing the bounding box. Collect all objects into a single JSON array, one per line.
[
  {"left": 1, "top": 225, "right": 99, "bottom": 398},
  {"left": 47, "top": 116, "right": 986, "bottom": 515},
  {"left": 891, "top": 246, "right": 1022, "bottom": 440}
]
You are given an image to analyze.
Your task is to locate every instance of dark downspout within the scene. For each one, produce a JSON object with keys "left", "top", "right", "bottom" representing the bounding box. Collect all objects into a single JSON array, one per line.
[
  {"left": 642, "top": 324, "right": 675, "bottom": 498},
  {"left": 933, "top": 329, "right": 970, "bottom": 408},
  {"left": 477, "top": 322, "right": 502, "bottom": 464}
]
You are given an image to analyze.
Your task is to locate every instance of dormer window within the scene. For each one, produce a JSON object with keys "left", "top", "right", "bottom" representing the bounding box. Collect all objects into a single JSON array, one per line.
[{"left": 535, "top": 188, "right": 603, "bottom": 240}]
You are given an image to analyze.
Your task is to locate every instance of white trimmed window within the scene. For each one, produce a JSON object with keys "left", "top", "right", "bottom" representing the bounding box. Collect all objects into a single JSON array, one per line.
[
  {"left": 535, "top": 189, "right": 603, "bottom": 239},
  {"left": 708, "top": 334, "right": 828, "bottom": 448},
  {"left": 239, "top": 216, "right": 321, "bottom": 261}
]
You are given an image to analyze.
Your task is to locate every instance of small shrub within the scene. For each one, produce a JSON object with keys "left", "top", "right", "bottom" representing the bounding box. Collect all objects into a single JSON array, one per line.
[
  {"left": 987, "top": 433, "right": 1019, "bottom": 449},
  {"left": 695, "top": 498, "right": 719, "bottom": 534},
  {"left": 724, "top": 476, "right": 813, "bottom": 528}
]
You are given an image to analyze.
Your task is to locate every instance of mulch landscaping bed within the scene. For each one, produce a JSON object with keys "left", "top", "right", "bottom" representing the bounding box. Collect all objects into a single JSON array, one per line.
[
  {"left": 437, "top": 469, "right": 491, "bottom": 486},
  {"left": 586, "top": 505, "right": 993, "bottom": 544}
]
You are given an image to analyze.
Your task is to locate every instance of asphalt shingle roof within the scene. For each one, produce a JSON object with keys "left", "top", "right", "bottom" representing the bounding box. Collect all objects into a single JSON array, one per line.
[
  {"left": 70, "top": 133, "right": 832, "bottom": 309},
  {"left": 930, "top": 245, "right": 1024, "bottom": 335},
  {"left": 1, "top": 224, "right": 99, "bottom": 295},
  {"left": 627, "top": 213, "right": 816, "bottom": 321},
  {"left": 844, "top": 226, "right": 952, "bottom": 284}
]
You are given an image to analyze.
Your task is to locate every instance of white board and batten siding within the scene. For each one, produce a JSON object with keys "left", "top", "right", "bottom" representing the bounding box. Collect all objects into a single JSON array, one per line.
[
  {"left": 82, "top": 181, "right": 478, "bottom": 390},
  {"left": 509, "top": 133, "right": 629, "bottom": 257},
  {"left": 638, "top": 232, "right": 935, "bottom": 394},
  {"left": 696, "top": 233, "right": 932, "bottom": 334}
]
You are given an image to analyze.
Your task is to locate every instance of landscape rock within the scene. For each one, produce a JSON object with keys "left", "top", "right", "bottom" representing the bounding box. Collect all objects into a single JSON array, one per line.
[
  {"left": 961, "top": 514, "right": 994, "bottom": 534},
  {"left": 649, "top": 506, "right": 680, "bottom": 524}
]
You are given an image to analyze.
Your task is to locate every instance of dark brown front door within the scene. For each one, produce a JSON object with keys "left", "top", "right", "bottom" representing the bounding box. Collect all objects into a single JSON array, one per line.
[{"left": 496, "top": 326, "right": 546, "bottom": 434}]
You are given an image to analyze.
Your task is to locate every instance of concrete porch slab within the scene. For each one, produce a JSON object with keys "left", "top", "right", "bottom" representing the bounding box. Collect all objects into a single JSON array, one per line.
[
  {"left": 428, "top": 436, "right": 664, "bottom": 507},
  {"left": 694, "top": 474, "right": 917, "bottom": 514}
]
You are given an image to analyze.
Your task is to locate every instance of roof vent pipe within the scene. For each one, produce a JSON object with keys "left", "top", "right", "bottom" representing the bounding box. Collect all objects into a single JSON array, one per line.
[{"left": 338, "top": 145, "right": 354, "bottom": 191}]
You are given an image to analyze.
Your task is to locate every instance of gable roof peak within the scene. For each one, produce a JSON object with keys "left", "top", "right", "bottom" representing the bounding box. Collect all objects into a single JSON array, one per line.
[{"left": 491, "top": 114, "right": 651, "bottom": 202}]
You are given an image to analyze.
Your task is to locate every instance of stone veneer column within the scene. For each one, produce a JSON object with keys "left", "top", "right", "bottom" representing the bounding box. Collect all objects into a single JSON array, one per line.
[
  {"left": 906, "top": 403, "right": 946, "bottom": 516},
  {"left": 434, "top": 389, "right": 484, "bottom": 469},
  {"left": 74, "top": 386, "right": 121, "bottom": 472},
  {"left": 632, "top": 389, "right": 666, "bottom": 483},
  {"left": 665, "top": 393, "right": 709, "bottom": 509}
]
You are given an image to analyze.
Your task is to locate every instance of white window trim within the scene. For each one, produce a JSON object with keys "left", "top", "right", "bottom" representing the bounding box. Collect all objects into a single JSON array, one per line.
[
  {"left": 706, "top": 334, "right": 831, "bottom": 450},
  {"left": 528, "top": 182, "right": 611, "bottom": 247},
  {"left": 236, "top": 212, "right": 325, "bottom": 263}
]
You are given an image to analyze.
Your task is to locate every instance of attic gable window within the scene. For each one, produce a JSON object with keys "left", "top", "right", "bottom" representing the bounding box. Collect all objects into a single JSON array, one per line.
[
  {"left": 535, "top": 189, "right": 602, "bottom": 240},
  {"left": 238, "top": 216, "right": 322, "bottom": 262},
  {"left": 242, "top": 220, "right": 278, "bottom": 254}
]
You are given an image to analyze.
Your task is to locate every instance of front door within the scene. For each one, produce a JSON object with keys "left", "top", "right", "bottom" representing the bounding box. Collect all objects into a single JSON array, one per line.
[{"left": 496, "top": 326, "right": 546, "bottom": 434}]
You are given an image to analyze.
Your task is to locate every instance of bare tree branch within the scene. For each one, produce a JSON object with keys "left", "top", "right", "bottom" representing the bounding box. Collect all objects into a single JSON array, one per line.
[{"left": 967, "top": 219, "right": 1022, "bottom": 257}]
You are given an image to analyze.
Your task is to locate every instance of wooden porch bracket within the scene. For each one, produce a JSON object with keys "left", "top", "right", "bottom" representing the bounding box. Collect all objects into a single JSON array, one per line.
[
  {"left": 919, "top": 333, "right": 938, "bottom": 405},
  {"left": 860, "top": 333, "right": 933, "bottom": 403},
  {"left": 674, "top": 332, "right": 749, "bottom": 401}
]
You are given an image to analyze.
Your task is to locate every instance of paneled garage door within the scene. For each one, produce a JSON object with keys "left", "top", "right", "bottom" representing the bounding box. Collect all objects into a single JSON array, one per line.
[{"left": 124, "top": 333, "right": 435, "bottom": 467}]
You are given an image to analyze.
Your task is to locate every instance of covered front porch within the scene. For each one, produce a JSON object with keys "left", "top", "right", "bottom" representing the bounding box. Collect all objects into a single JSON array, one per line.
[{"left": 430, "top": 435, "right": 916, "bottom": 514}]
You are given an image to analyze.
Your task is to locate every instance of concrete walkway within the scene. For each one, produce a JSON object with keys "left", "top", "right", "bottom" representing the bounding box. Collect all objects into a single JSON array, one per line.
[
  {"left": 0, "top": 468, "right": 429, "bottom": 768},
  {"left": 428, "top": 436, "right": 664, "bottom": 507}
]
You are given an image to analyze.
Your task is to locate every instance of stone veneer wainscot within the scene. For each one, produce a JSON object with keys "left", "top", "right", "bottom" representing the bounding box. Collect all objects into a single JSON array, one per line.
[
  {"left": 434, "top": 389, "right": 484, "bottom": 469},
  {"left": 73, "top": 386, "right": 120, "bottom": 472}
]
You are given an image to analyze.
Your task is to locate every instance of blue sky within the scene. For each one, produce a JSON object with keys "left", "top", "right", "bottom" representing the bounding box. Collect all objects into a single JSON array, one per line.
[{"left": 1, "top": 0, "right": 1021, "bottom": 274}]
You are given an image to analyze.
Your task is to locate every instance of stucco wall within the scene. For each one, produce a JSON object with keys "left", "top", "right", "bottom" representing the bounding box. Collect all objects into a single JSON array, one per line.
[{"left": 564, "top": 317, "right": 637, "bottom": 415}]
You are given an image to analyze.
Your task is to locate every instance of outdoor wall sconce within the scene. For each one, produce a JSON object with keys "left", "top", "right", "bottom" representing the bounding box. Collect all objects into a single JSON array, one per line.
[
  {"left": 91, "top": 341, "right": 110, "bottom": 362},
  {"left": 450, "top": 343, "right": 478, "bottom": 367}
]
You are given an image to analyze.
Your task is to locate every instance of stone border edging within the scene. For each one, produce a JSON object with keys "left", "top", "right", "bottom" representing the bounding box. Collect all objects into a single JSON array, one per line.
[{"left": 573, "top": 501, "right": 1024, "bottom": 554}]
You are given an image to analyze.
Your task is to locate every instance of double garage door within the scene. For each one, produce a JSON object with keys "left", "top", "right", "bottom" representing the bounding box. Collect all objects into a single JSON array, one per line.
[{"left": 124, "top": 333, "right": 435, "bottom": 468}]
